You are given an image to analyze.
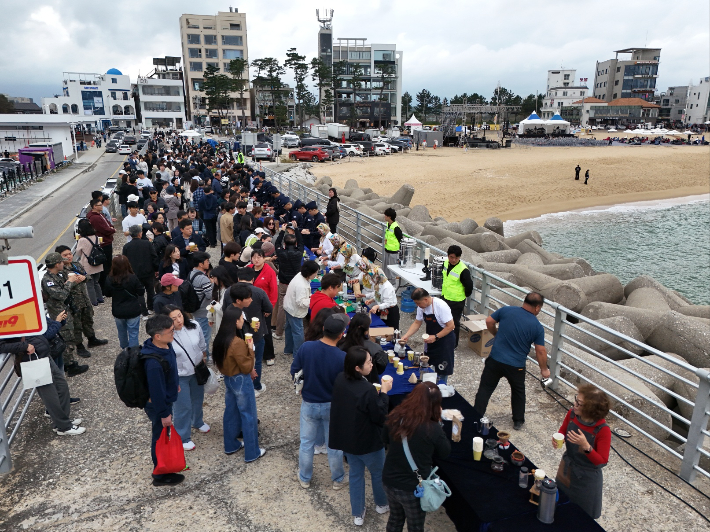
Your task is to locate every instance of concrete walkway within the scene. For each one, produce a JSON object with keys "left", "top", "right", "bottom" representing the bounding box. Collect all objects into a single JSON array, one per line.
[{"left": 0, "top": 147, "right": 106, "bottom": 228}]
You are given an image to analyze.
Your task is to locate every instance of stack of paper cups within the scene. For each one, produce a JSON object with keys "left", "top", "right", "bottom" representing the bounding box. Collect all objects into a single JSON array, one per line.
[{"left": 473, "top": 437, "right": 484, "bottom": 461}]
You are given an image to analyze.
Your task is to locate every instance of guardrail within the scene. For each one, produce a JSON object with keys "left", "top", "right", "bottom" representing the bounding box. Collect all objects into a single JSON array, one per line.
[{"left": 262, "top": 165, "right": 710, "bottom": 484}]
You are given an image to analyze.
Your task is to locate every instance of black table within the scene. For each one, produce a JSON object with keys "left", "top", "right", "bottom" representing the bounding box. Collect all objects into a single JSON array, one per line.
[{"left": 435, "top": 392, "right": 605, "bottom": 532}]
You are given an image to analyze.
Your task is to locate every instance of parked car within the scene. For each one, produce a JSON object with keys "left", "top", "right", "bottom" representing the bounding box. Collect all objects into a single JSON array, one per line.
[
  {"left": 105, "top": 143, "right": 118, "bottom": 153},
  {"left": 282, "top": 134, "right": 300, "bottom": 148},
  {"left": 356, "top": 141, "right": 375, "bottom": 156},
  {"left": 252, "top": 143, "right": 275, "bottom": 161},
  {"left": 321, "top": 145, "right": 343, "bottom": 159},
  {"left": 118, "top": 145, "right": 131, "bottom": 155},
  {"left": 137, "top": 138, "right": 148, "bottom": 148},
  {"left": 350, "top": 132, "right": 371, "bottom": 142},
  {"left": 373, "top": 143, "right": 391, "bottom": 155},
  {"left": 383, "top": 141, "right": 401, "bottom": 153},
  {"left": 300, "top": 137, "right": 331, "bottom": 147},
  {"left": 289, "top": 146, "right": 330, "bottom": 162},
  {"left": 341, "top": 144, "right": 363, "bottom": 157}
]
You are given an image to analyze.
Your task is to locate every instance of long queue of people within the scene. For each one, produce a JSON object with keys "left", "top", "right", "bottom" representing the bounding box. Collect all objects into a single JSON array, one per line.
[{"left": 1, "top": 130, "right": 612, "bottom": 530}]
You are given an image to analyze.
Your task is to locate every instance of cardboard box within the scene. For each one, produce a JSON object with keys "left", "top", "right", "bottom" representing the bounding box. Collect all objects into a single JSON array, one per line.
[
  {"left": 370, "top": 327, "right": 395, "bottom": 341},
  {"left": 461, "top": 314, "right": 495, "bottom": 358}
]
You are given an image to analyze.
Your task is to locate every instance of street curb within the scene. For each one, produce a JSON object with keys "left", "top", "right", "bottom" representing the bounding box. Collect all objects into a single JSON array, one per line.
[{"left": 0, "top": 151, "right": 106, "bottom": 228}]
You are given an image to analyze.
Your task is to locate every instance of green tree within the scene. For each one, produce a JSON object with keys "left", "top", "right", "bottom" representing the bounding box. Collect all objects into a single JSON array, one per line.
[
  {"left": 302, "top": 91, "right": 319, "bottom": 119},
  {"left": 203, "top": 64, "right": 232, "bottom": 122},
  {"left": 430, "top": 95, "right": 442, "bottom": 123},
  {"left": 0, "top": 95, "right": 14, "bottom": 114},
  {"left": 350, "top": 63, "right": 364, "bottom": 128},
  {"left": 310, "top": 57, "right": 332, "bottom": 122},
  {"left": 252, "top": 58, "right": 286, "bottom": 127},
  {"left": 490, "top": 86, "right": 518, "bottom": 106},
  {"left": 375, "top": 63, "right": 397, "bottom": 129},
  {"left": 285, "top": 48, "right": 309, "bottom": 129},
  {"left": 227, "top": 57, "right": 249, "bottom": 128},
  {"left": 520, "top": 93, "right": 543, "bottom": 116},
  {"left": 416, "top": 89, "right": 432, "bottom": 123},
  {"left": 401, "top": 92, "right": 412, "bottom": 120}
]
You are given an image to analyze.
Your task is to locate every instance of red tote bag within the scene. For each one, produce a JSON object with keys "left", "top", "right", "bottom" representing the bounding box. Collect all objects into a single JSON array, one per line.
[{"left": 153, "top": 426, "right": 186, "bottom": 475}]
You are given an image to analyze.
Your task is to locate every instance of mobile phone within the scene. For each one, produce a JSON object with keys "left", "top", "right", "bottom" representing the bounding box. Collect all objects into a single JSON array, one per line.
[{"left": 210, "top": 300, "right": 217, "bottom": 306}]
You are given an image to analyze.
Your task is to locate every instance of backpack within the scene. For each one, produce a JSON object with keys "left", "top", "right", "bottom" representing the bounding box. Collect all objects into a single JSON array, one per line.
[
  {"left": 114, "top": 346, "right": 170, "bottom": 408},
  {"left": 83, "top": 236, "right": 107, "bottom": 266},
  {"left": 179, "top": 271, "right": 204, "bottom": 313}
]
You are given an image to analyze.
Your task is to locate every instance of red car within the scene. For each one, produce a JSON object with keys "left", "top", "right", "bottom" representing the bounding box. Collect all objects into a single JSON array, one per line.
[{"left": 289, "top": 146, "right": 330, "bottom": 162}]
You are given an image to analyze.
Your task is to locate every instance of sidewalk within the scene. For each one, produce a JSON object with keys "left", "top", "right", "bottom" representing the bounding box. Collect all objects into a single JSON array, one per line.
[{"left": 0, "top": 147, "right": 107, "bottom": 228}]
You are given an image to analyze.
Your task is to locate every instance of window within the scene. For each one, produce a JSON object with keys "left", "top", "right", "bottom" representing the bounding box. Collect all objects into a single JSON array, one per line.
[
  {"left": 187, "top": 24, "right": 199, "bottom": 29},
  {"left": 605, "top": 68, "right": 608, "bottom": 74},
  {"left": 615, "top": 80, "right": 619, "bottom": 86},
  {"left": 187, "top": 34, "right": 200, "bottom": 44},
  {"left": 580, "top": 91, "right": 585, "bottom": 97},
  {"left": 374, "top": 50, "right": 395, "bottom": 61},
  {"left": 604, "top": 81, "right": 607, "bottom": 87},
  {"left": 188, "top": 48, "right": 202, "bottom": 58},
  {"left": 223, "top": 49, "right": 243, "bottom": 59},
  {"left": 190, "top": 62, "right": 203, "bottom": 71},
  {"left": 123, "top": 93, "right": 128, "bottom": 100},
  {"left": 192, "top": 79, "right": 204, "bottom": 91},
  {"left": 617, "top": 66, "right": 621, "bottom": 72},
  {"left": 206, "top": 62, "right": 219, "bottom": 70},
  {"left": 562, "top": 91, "right": 568, "bottom": 96},
  {"left": 563, "top": 82, "right": 569, "bottom": 87},
  {"left": 71, "top": 104, "right": 79, "bottom": 114},
  {"left": 229, "top": 23, "right": 241, "bottom": 30},
  {"left": 613, "top": 93, "right": 617, "bottom": 99},
  {"left": 222, "top": 35, "right": 243, "bottom": 46},
  {"left": 111, "top": 91, "right": 116, "bottom": 99},
  {"left": 204, "top": 34, "right": 217, "bottom": 45},
  {"left": 62, "top": 104, "right": 69, "bottom": 113},
  {"left": 205, "top": 48, "right": 218, "bottom": 58},
  {"left": 144, "top": 102, "right": 182, "bottom": 112},
  {"left": 111, "top": 78, "right": 117, "bottom": 84},
  {"left": 690, "top": 104, "right": 694, "bottom": 109},
  {"left": 348, "top": 51, "right": 371, "bottom": 60},
  {"left": 675, "top": 99, "right": 679, "bottom": 104},
  {"left": 678, "top": 109, "right": 683, "bottom": 115},
  {"left": 203, "top": 25, "right": 213, "bottom": 29},
  {"left": 563, "top": 74, "right": 570, "bottom": 80}
]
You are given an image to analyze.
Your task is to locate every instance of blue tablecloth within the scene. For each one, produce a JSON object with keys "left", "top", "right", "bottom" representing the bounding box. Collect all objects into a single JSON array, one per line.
[
  {"left": 378, "top": 343, "right": 436, "bottom": 396},
  {"left": 347, "top": 310, "right": 387, "bottom": 328}
]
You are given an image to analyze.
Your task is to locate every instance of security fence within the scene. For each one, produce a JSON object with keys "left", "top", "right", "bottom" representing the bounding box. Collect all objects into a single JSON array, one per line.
[
  {"left": 263, "top": 165, "right": 710, "bottom": 485},
  {"left": 0, "top": 163, "right": 45, "bottom": 197}
]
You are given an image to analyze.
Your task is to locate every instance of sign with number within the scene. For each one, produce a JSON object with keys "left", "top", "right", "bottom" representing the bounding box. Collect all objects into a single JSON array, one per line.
[{"left": 0, "top": 256, "right": 47, "bottom": 339}]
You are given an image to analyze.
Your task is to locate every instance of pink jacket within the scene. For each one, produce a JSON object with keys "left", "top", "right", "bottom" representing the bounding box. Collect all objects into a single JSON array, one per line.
[{"left": 74, "top": 235, "right": 104, "bottom": 275}]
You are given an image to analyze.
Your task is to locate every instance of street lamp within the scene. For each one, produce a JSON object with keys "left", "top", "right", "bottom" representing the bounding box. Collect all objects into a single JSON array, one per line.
[{"left": 69, "top": 122, "right": 79, "bottom": 161}]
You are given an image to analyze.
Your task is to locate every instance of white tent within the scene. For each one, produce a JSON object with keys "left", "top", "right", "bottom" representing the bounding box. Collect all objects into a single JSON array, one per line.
[
  {"left": 404, "top": 114, "right": 423, "bottom": 131},
  {"left": 519, "top": 112, "right": 545, "bottom": 134},
  {"left": 544, "top": 112, "right": 571, "bottom": 134},
  {"left": 179, "top": 130, "right": 202, "bottom": 137}
]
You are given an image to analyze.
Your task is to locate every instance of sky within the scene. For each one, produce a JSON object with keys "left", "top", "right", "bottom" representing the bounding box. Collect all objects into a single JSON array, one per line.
[{"left": 1, "top": 0, "right": 708, "bottom": 105}]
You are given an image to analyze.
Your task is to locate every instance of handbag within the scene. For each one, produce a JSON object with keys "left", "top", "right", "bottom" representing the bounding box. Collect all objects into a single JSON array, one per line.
[
  {"left": 20, "top": 355, "right": 53, "bottom": 390},
  {"left": 173, "top": 336, "right": 210, "bottom": 385},
  {"left": 402, "top": 436, "right": 452, "bottom": 512},
  {"left": 153, "top": 426, "right": 186, "bottom": 475}
]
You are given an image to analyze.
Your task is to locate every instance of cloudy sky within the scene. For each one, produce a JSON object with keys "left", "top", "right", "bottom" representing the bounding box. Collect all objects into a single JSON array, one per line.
[{"left": 1, "top": 0, "right": 708, "bottom": 104}]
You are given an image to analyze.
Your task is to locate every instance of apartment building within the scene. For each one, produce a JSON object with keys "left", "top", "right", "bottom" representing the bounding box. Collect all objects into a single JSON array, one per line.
[
  {"left": 685, "top": 77, "right": 710, "bottom": 126},
  {"left": 593, "top": 48, "right": 661, "bottom": 102},
  {"left": 179, "top": 8, "right": 250, "bottom": 126},
  {"left": 135, "top": 57, "right": 186, "bottom": 129},
  {"left": 658, "top": 86, "right": 688, "bottom": 124},
  {"left": 540, "top": 68, "right": 589, "bottom": 119}
]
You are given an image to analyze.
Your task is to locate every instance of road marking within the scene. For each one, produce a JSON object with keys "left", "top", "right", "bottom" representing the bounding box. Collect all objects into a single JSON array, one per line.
[{"left": 35, "top": 157, "right": 125, "bottom": 262}]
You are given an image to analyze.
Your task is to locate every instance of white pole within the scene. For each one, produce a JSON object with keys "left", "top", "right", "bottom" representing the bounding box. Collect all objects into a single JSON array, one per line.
[{"left": 71, "top": 124, "right": 78, "bottom": 161}]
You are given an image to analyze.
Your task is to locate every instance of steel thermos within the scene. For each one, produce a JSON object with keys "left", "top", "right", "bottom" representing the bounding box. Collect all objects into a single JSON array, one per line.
[
  {"left": 431, "top": 256, "right": 446, "bottom": 290},
  {"left": 537, "top": 478, "right": 558, "bottom": 524}
]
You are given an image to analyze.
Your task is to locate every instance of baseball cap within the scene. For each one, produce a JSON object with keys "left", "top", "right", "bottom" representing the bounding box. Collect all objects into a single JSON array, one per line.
[
  {"left": 324, "top": 313, "right": 350, "bottom": 335},
  {"left": 118, "top": 170, "right": 127, "bottom": 175},
  {"left": 160, "top": 273, "right": 184, "bottom": 287},
  {"left": 254, "top": 228, "right": 267, "bottom": 235},
  {"left": 44, "top": 252, "right": 63, "bottom": 267}
]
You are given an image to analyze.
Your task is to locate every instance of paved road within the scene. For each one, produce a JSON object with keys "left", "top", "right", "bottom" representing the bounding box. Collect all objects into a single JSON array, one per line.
[{"left": 7, "top": 152, "right": 126, "bottom": 261}]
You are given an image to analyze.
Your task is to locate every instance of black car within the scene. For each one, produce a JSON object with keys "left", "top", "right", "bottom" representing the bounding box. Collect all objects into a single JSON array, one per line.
[
  {"left": 137, "top": 138, "right": 147, "bottom": 148},
  {"left": 356, "top": 140, "right": 375, "bottom": 155},
  {"left": 105, "top": 144, "right": 118, "bottom": 153},
  {"left": 124, "top": 135, "right": 137, "bottom": 145},
  {"left": 300, "top": 137, "right": 330, "bottom": 147},
  {"left": 350, "top": 132, "right": 371, "bottom": 142}
]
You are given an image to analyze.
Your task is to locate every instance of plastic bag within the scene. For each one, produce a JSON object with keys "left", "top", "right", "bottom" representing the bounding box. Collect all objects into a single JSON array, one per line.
[
  {"left": 203, "top": 368, "right": 220, "bottom": 395},
  {"left": 21, "top": 356, "right": 53, "bottom": 390},
  {"left": 153, "top": 426, "right": 186, "bottom": 476}
]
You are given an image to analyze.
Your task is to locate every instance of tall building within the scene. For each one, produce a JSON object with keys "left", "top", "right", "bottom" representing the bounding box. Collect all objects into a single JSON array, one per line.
[
  {"left": 134, "top": 57, "right": 187, "bottom": 129},
  {"left": 593, "top": 48, "right": 661, "bottom": 102},
  {"left": 41, "top": 69, "right": 135, "bottom": 129},
  {"left": 658, "top": 86, "right": 688, "bottom": 124},
  {"left": 540, "top": 68, "right": 589, "bottom": 119},
  {"left": 685, "top": 77, "right": 710, "bottom": 126},
  {"left": 179, "top": 8, "right": 250, "bottom": 126}
]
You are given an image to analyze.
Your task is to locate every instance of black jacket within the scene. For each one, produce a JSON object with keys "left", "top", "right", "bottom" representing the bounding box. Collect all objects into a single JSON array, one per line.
[
  {"left": 152, "top": 233, "right": 171, "bottom": 262},
  {"left": 159, "top": 257, "right": 190, "bottom": 280},
  {"left": 1, "top": 318, "right": 63, "bottom": 377},
  {"left": 174, "top": 232, "right": 207, "bottom": 258},
  {"left": 153, "top": 291, "right": 183, "bottom": 315},
  {"left": 122, "top": 238, "right": 158, "bottom": 279},
  {"left": 274, "top": 228, "right": 304, "bottom": 284},
  {"left": 329, "top": 372, "right": 389, "bottom": 455},
  {"left": 326, "top": 196, "right": 340, "bottom": 225},
  {"left": 103, "top": 274, "right": 145, "bottom": 319}
]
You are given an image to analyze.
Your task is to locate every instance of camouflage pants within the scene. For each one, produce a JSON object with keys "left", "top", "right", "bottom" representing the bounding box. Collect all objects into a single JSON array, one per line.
[
  {"left": 63, "top": 312, "right": 77, "bottom": 366},
  {"left": 72, "top": 305, "right": 95, "bottom": 345}
]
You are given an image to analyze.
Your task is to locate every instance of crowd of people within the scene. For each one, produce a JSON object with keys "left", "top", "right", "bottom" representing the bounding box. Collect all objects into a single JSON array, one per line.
[{"left": 0, "top": 130, "right": 612, "bottom": 529}]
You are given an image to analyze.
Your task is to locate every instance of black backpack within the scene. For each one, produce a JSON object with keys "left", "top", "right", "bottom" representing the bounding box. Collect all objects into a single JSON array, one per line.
[
  {"left": 114, "top": 346, "right": 170, "bottom": 408},
  {"left": 83, "top": 236, "right": 107, "bottom": 266},
  {"left": 179, "top": 271, "right": 204, "bottom": 313}
]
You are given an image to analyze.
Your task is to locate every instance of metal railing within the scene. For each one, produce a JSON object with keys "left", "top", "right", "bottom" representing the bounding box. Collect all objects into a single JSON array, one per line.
[
  {"left": 0, "top": 163, "right": 45, "bottom": 197},
  {"left": 261, "top": 164, "right": 710, "bottom": 485},
  {"left": 0, "top": 351, "right": 36, "bottom": 474}
]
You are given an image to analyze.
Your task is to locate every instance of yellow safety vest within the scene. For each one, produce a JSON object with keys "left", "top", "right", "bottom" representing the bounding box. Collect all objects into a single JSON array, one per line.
[
  {"left": 442, "top": 260, "right": 466, "bottom": 302},
  {"left": 385, "top": 221, "right": 401, "bottom": 252}
]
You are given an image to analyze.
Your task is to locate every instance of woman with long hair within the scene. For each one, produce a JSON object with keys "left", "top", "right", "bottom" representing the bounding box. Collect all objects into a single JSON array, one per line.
[
  {"left": 74, "top": 218, "right": 104, "bottom": 305},
  {"left": 382, "top": 382, "right": 451, "bottom": 532},
  {"left": 262, "top": 216, "right": 277, "bottom": 237},
  {"left": 326, "top": 187, "right": 340, "bottom": 234},
  {"left": 329, "top": 346, "right": 392, "bottom": 526},
  {"left": 102, "top": 255, "right": 145, "bottom": 349},
  {"left": 337, "top": 313, "right": 388, "bottom": 383},
  {"left": 304, "top": 307, "right": 339, "bottom": 342},
  {"left": 208, "top": 265, "right": 233, "bottom": 334},
  {"left": 162, "top": 305, "right": 209, "bottom": 452},
  {"left": 159, "top": 243, "right": 189, "bottom": 279},
  {"left": 212, "top": 299, "right": 266, "bottom": 462},
  {"left": 238, "top": 216, "right": 253, "bottom": 247},
  {"left": 552, "top": 384, "right": 611, "bottom": 519}
]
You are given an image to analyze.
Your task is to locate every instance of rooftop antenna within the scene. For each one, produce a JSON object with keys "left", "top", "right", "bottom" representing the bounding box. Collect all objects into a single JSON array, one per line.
[{"left": 316, "top": 8, "right": 334, "bottom": 29}]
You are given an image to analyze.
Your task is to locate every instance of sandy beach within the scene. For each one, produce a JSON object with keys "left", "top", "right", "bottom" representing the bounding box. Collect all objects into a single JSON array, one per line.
[{"left": 309, "top": 144, "right": 710, "bottom": 224}]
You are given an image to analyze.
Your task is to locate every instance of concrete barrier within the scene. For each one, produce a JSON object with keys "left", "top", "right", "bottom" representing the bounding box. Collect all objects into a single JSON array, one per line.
[
  {"left": 514, "top": 239, "right": 558, "bottom": 264},
  {"left": 407, "top": 205, "right": 433, "bottom": 223},
  {"left": 504, "top": 230, "right": 543, "bottom": 248},
  {"left": 314, "top": 176, "right": 332, "bottom": 187},
  {"left": 624, "top": 275, "right": 691, "bottom": 311},
  {"left": 483, "top": 217, "right": 505, "bottom": 237},
  {"left": 645, "top": 311, "right": 710, "bottom": 368},
  {"left": 618, "top": 352, "right": 694, "bottom": 411},
  {"left": 344, "top": 178, "right": 359, "bottom": 189},
  {"left": 547, "top": 257, "right": 595, "bottom": 276},
  {"left": 477, "top": 249, "right": 522, "bottom": 264},
  {"left": 582, "top": 302, "right": 665, "bottom": 339},
  {"left": 511, "top": 267, "right": 588, "bottom": 312},
  {"left": 459, "top": 218, "right": 479, "bottom": 234},
  {"left": 625, "top": 287, "right": 672, "bottom": 312},
  {"left": 516, "top": 253, "right": 545, "bottom": 267},
  {"left": 390, "top": 184, "right": 415, "bottom": 207},
  {"left": 565, "top": 316, "right": 645, "bottom": 360},
  {"left": 529, "top": 263, "right": 586, "bottom": 281},
  {"left": 677, "top": 305, "right": 710, "bottom": 319},
  {"left": 568, "top": 274, "right": 625, "bottom": 306}
]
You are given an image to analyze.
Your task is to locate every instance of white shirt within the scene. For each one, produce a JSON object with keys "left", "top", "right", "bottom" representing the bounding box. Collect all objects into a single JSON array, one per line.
[
  {"left": 136, "top": 177, "right": 153, "bottom": 195},
  {"left": 415, "top": 297, "right": 453, "bottom": 327},
  {"left": 122, "top": 213, "right": 147, "bottom": 241},
  {"left": 283, "top": 274, "right": 313, "bottom": 318},
  {"left": 172, "top": 322, "right": 207, "bottom": 377},
  {"left": 321, "top": 232, "right": 334, "bottom": 256},
  {"left": 358, "top": 277, "right": 398, "bottom": 310}
]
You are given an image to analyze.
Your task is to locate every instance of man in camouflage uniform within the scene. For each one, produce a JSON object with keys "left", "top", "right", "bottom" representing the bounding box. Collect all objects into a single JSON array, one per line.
[
  {"left": 56, "top": 246, "right": 108, "bottom": 356},
  {"left": 41, "top": 253, "right": 89, "bottom": 377}
]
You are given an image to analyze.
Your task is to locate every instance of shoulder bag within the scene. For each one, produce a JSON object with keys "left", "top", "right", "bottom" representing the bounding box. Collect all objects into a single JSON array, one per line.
[
  {"left": 172, "top": 335, "right": 210, "bottom": 385},
  {"left": 402, "top": 436, "right": 452, "bottom": 512}
]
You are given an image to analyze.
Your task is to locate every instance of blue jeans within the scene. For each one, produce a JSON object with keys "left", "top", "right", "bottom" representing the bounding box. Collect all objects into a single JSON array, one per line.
[
  {"left": 284, "top": 311, "right": 304, "bottom": 356},
  {"left": 120, "top": 204, "right": 127, "bottom": 218},
  {"left": 223, "top": 373, "right": 260, "bottom": 461},
  {"left": 115, "top": 316, "right": 141, "bottom": 349},
  {"left": 253, "top": 336, "right": 265, "bottom": 390},
  {"left": 174, "top": 374, "right": 205, "bottom": 444},
  {"left": 144, "top": 401, "right": 173, "bottom": 480},
  {"left": 345, "top": 448, "right": 388, "bottom": 517},
  {"left": 298, "top": 401, "right": 345, "bottom": 484},
  {"left": 195, "top": 316, "right": 212, "bottom": 359}
]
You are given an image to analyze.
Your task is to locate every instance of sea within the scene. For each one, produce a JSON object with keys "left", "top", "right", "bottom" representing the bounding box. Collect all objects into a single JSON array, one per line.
[{"left": 504, "top": 196, "right": 710, "bottom": 305}]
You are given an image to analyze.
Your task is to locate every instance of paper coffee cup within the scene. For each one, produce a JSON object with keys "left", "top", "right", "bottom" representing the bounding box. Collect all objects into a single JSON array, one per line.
[
  {"left": 373, "top": 383, "right": 381, "bottom": 392},
  {"left": 392, "top": 356, "right": 400, "bottom": 366},
  {"left": 75, "top": 234, "right": 80, "bottom": 240},
  {"left": 381, "top": 375, "right": 393, "bottom": 385},
  {"left": 422, "top": 334, "right": 429, "bottom": 341},
  {"left": 553, "top": 433, "right": 565, "bottom": 449},
  {"left": 473, "top": 449, "right": 482, "bottom": 461},
  {"left": 98, "top": 237, "right": 103, "bottom": 243},
  {"left": 407, "top": 350, "right": 414, "bottom": 361},
  {"left": 388, "top": 352, "right": 395, "bottom": 363},
  {"left": 473, "top": 437, "right": 484, "bottom": 452},
  {"left": 251, "top": 317, "right": 260, "bottom": 329}
]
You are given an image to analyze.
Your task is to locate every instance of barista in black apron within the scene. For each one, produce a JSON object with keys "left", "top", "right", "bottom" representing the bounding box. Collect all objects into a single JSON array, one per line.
[
  {"left": 423, "top": 309, "right": 455, "bottom": 383},
  {"left": 556, "top": 411, "right": 608, "bottom": 519}
]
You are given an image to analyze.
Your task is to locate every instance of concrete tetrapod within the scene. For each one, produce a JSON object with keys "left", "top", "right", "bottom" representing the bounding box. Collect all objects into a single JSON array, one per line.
[
  {"left": 504, "top": 230, "right": 543, "bottom": 248},
  {"left": 477, "top": 249, "right": 522, "bottom": 264},
  {"left": 514, "top": 239, "right": 559, "bottom": 264},
  {"left": 344, "top": 178, "right": 359, "bottom": 189},
  {"left": 558, "top": 345, "right": 672, "bottom": 441},
  {"left": 547, "top": 257, "right": 595, "bottom": 276},
  {"left": 528, "top": 263, "right": 586, "bottom": 281},
  {"left": 567, "top": 274, "right": 625, "bottom": 306},
  {"left": 459, "top": 218, "right": 479, "bottom": 235},
  {"left": 516, "top": 253, "right": 545, "bottom": 267},
  {"left": 420, "top": 225, "right": 500, "bottom": 253},
  {"left": 644, "top": 311, "right": 710, "bottom": 369},
  {"left": 407, "top": 204, "right": 433, "bottom": 223},
  {"left": 624, "top": 275, "right": 691, "bottom": 311},
  {"left": 389, "top": 184, "right": 415, "bottom": 207},
  {"left": 483, "top": 217, "right": 505, "bottom": 237},
  {"left": 511, "top": 266, "right": 588, "bottom": 312},
  {"left": 625, "top": 287, "right": 672, "bottom": 313},
  {"left": 582, "top": 302, "right": 666, "bottom": 340},
  {"left": 564, "top": 316, "right": 645, "bottom": 361},
  {"left": 677, "top": 305, "right": 710, "bottom": 319}
]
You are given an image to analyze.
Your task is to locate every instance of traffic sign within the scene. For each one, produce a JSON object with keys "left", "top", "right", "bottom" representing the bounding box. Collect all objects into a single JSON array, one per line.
[{"left": 0, "top": 256, "right": 47, "bottom": 339}]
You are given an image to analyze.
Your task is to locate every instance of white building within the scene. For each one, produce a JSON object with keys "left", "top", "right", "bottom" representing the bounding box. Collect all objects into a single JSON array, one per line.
[
  {"left": 685, "top": 77, "right": 710, "bottom": 126},
  {"left": 135, "top": 57, "right": 186, "bottom": 129},
  {"left": 0, "top": 114, "right": 97, "bottom": 158},
  {"left": 541, "top": 69, "right": 589, "bottom": 119},
  {"left": 41, "top": 69, "right": 136, "bottom": 129}
]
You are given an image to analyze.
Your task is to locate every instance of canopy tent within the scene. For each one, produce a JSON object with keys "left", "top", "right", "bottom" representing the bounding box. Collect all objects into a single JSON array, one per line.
[
  {"left": 179, "top": 130, "right": 201, "bottom": 137},
  {"left": 544, "top": 112, "right": 571, "bottom": 134},
  {"left": 519, "top": 112, "right": 545, "bottom": 134},
  {"left": 404, "top": 114, "right": 423, "bottom": 132}
]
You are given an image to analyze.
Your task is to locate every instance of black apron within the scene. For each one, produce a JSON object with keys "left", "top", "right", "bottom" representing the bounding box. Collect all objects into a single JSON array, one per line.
[
  {"left": 556, "top": 412, "right": 607, "bottom": 519},
  {"left": 423, "top": 310, "right": 455, "bottom": 376}
]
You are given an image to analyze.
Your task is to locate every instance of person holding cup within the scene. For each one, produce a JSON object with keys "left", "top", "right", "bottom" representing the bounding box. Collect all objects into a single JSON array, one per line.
[{"left": 551, "top": 384, "right": 611, "bottom": 519}]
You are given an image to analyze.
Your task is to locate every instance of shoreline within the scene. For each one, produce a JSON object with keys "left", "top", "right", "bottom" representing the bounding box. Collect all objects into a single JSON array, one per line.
[{"left": 501, "top": 190, "right": 710, "bottom": 225}]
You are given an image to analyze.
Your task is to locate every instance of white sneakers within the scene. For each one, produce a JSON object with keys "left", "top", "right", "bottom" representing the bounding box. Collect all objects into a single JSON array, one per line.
[
  {"left": 272, "top": 332, "right": 283, "bottom": 340},
  {"left": 297, "top": 472, "right": 310, "bottom": 489},
  {"left": 376, "top": 505, "right": 390, "bottom": 514},
  {"left": 314, "top": 444, "right": 327, "bottom": 455},
  {"left": 333, "top": 475, "right": 349, "bottom": 490},
  {"left": 198, "top": 423, "right": 211, "bottom": 433},
  {"left": 266, "top": 359, "right": 275, "bottom": 366},
  {"left": 183, "top": 441, "right": 196, "bottom": 451},
  {"left": 355, "top": 505, "right": 388, "bottom": 525},
  {"left": 55, "top": 424, "right": 85, "bottom": 436},
  {"left": 354, "top": 509, "right": 366, "bottom": 526},
  {"left": 254, "top": 384, "right": 267, "bottom": 398}
]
